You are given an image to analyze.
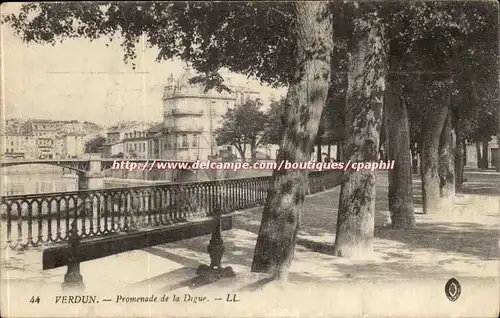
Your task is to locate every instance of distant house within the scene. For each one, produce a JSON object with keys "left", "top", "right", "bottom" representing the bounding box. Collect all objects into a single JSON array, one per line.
[
  {"left": 3, "top": 131, "right": 35, "bottom": 159},
  {"left": 465, "top": 136, "right": 499, "bottom": 169},
  {"left": 123, "top": 131, "right": 149, "bottom": 159},
  {"left": 61, "top": 132, "right": 85, "bottom": 158},
  {"left": 101, "top": 122, "right": 153, "bottom": 158},
  {"left": 147, "top": 123, "right": 165, "bottom": 159}
]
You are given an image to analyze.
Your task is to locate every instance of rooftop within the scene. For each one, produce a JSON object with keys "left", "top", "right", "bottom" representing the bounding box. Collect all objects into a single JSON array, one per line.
[{"left": 148, "top": 123, "right": 164, "bottom": 134}]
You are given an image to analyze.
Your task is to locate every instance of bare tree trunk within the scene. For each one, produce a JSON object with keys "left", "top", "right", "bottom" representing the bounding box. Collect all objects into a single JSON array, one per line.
[
  {"left": 333, "top": 9, "right": 387, "bottom": 258},
  {"left": 316, "top": 140, "right": 322, "bottom": 162},
  {"left": 438, "top": 110, "right": 455, "bottom": 211},
  {"left": 336, "top": 142, "right": 343, "bottom": 161},
  {"left": 385, "top": 75, "right": 415, "bottom": 229},
  {"left": 250, "top": 143, "right": 257, "bottom": 164},
  {"left": 482, "top": 138, "right": 489, "bottom": 169},
  {"left": 454, "top": 125, "right": 464, "bottom": 188},
  {"left": 251, "top": 1, "right": 333, "bottom": 282},
  {"left": 475, "top": 140, "right": 482, "bottom": 169},
  {"left": 420, "top": 80, "right": 451, "bottom": 214}
]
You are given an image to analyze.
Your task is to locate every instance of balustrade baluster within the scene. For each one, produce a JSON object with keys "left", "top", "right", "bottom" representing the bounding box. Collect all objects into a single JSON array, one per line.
[
  {"left": 80, "top": 196, "right": 87, "bottom": 237},
  {"left": 157, "top": 190, "right": 163, "bottom": 225},
  {"left": 156, "top": 190, "right": 162, "bottom": 225},
  {"left": 87, "top": 196, "right": 93, "bottom": 236},
  {"left": 209, "top": 183, "right": 213, "bottom": 214},
  {"left": 238, "top": 181, "right": 242, "bottom": 209},
  {"left": 147, "top": 190, "right": 152, "bottom": 226},
  {"left": 56, "top": 199, "right": 62, "bottom": 241},
  {"left": 6, "top": 203, "right": 12, "bottom": 247},
  {"left": 251, "top": 180, "right": 256, "bottom": 207},
  {"left": 46, "top": 200, "right": 53, "bottom": 242},
  {"left": 221, "top": 182, "right": 226, "bottom": 213},
  {"left": 245, "top": 181, "right": 249, "bottom": 208},
  {"left": 37, "top": 199, "right": 43, "bottom": 244},
  {"left": 117, "top": 193, "right": 123, "bottom": 230},
  {"left": 25, "top": 200, "right": 32, "bottom": 245},
  {"left": 138, "top": 190, "right": 142, "bottom": 226},
  {"left": 96, "top": 195, "right": 102, "bottom": 234},
  {"left": 73, "top": 196, "right": 79, "bottom": 237},
  {"left": 123, "top": 192, "right": 129, "bottom": 230},
  {"left": 111, "top": 193, "right": 116, "bottom": 232},
  {"left": 104, "top": 195, "right": 110, "bottom": 233},
  {"left": 168, "top": 188, "right": 174, "bottom": 223},
  {"left": 65, "top": 198, "right": 71, "bottom": 240},
  {"left": 232, "top": 181, "right": 236, "bottom": 210}
]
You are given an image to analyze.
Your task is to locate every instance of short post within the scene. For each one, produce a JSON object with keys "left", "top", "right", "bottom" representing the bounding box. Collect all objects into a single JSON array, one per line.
[
  {"left": 62, "top": 220, "right": 85, "bottom": 290},
  {"left": 195, "top": 173, "right": 235, "bottom": 282}
]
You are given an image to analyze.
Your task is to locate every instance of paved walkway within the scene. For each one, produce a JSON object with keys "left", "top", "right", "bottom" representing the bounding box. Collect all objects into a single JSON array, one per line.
[{"left": 1, "top": 170, "right": 499, "bottom": 317}]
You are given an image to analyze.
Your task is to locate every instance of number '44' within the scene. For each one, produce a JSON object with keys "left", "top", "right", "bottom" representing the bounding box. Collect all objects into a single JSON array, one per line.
[{"left": 30, "top": 296, "right": 40, "bottom": 304}]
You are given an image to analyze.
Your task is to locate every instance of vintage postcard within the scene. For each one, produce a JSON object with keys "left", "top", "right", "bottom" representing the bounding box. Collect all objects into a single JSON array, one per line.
[{"left": 1, "top": 1, "right": 499, "bottom": 317}]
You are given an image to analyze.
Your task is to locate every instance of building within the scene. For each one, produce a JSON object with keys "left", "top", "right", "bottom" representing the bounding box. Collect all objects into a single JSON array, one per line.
[
  {"left": 147, "top": 123, "right": 166, "bottom": 159},
  {"left": 123, "top": 130, "right": 149, "bottom": 159},
  {"left": 61, "top": 132, "right": 86, "bottom": 158},
  {"left": 22, "top": 119, "right": 58, "bottom": 137},
  {"left": 1, "top": 118, "right": 103, "bottom": 160},
  {"left": 465, "top": 136, "right": 499, "bottom": 169},
  {"left": 2, "top": 132, "right": 36, "bottom": 159},
  {"left": 102, "top": 122, "right": 153, "bottom": 158},
  {"left": 162, "top": 68, "right": 260, "bottom": 161},
  {"left": 35, "top": 136, "right": 56, "bottom": 159}
]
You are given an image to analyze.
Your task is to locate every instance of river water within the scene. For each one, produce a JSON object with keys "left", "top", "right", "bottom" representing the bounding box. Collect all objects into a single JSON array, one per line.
[{"left": 1, "top": 165, "right": 79, "bottom": 196}]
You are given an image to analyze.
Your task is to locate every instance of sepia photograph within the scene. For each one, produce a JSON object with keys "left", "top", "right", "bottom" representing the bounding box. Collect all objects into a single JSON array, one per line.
[{"left": 0, "top": 1, "right": 499, "bottom": 317}]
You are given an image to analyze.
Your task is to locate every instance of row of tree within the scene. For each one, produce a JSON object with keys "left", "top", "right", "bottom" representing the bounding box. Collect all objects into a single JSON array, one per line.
[{"left": 5, "top": 1, "right": 498, "bottom": 283}]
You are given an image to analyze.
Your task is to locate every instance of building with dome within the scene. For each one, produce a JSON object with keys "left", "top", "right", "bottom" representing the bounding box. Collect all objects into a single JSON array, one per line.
[{"left": 159, "top": 68, "right": 260, "bottom": 161}]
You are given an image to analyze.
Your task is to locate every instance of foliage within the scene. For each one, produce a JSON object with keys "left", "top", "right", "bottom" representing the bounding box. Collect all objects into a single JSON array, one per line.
[
  {"left": 215, "top": 98, "right": 269, "bottom": 160},
  {"left": 3, "top": 2, "right": 295, "bottom": 90},
  {"left": 389, "top": 1, "right": 498, "bottom": 148},
  {"left": 84, "top": 136, "right": 106, "bottom": 153},
  {"left": 264, "top": 98, "right": 286, "bottom": 145}
]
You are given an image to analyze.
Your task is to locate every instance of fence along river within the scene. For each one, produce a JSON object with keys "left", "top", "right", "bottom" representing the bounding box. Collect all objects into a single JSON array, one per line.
[{"left": 1, "top": 170, "right": 343, "bottom": 249}]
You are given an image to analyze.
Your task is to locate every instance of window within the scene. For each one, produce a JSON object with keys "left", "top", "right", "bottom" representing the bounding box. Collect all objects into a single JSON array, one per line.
[
  {"left": 182, "top": 134, "right": 188, "bottom": 147},
  {"left": 10, "top": 141, "right": 13, "bottom": 146},
  {"left": 134, "top": 143, "right": 137, "bottom": 150},
  {"left": 165, "top": 135, "right": 171, "bottom": 148},
  {"left": 192, "top": 135, "right": 198, "bottom": 147}
]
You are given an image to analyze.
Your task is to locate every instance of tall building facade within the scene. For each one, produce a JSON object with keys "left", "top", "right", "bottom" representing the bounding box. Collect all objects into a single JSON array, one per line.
[{"left": 162, "top": 69, "right": 259, "bottom": 161}]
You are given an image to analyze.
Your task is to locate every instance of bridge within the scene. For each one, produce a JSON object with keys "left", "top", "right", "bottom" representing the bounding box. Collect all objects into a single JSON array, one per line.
[{"left": 1, "top": 158, "right": 195, "bottom": 190}]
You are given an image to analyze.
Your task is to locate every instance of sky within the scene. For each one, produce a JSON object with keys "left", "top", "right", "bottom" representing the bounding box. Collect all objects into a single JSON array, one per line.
[{"left": 1, "top": 3, "right": 287, "bottom": 127}]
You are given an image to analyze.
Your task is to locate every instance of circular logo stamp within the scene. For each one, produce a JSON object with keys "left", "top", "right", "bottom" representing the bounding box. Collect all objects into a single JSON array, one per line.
[{"left": 445, "top": 278, "right": 461, "bottom": 302}]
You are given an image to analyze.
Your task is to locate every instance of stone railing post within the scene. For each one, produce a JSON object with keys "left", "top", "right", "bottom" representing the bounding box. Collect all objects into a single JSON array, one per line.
[{"left": 62, "top": 220, "right": 84, "bottom": 290}]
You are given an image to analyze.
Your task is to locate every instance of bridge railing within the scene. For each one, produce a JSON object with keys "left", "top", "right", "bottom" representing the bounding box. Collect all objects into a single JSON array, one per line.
[{"left": 0, "top": 171, "right": 342, "bottom": 249}]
